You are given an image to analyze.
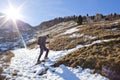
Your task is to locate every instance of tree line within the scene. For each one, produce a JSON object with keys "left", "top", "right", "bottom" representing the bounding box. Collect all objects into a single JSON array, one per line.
[{"left": 37, "top": 13, "right": 120, "bottom": 29}]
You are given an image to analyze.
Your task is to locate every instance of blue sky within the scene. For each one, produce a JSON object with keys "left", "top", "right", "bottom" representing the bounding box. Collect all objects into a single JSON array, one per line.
[{"left": 0, "top": 0, "right": 120, "bottom": 26}]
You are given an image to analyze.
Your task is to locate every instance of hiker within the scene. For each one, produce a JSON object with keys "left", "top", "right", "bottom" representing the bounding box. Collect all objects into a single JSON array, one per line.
[{"left": 37, "top": 34, "right": 49, "bottom": 63}]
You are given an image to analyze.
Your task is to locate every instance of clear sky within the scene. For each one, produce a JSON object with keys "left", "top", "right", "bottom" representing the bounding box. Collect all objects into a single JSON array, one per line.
[{"left": 0, "top": 0, "right": 120, "bottom": 26}]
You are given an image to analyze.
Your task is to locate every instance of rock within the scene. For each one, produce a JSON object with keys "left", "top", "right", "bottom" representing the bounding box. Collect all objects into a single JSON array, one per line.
[{"left": 11, "top": 70, "right": 19, "bottom": 76}]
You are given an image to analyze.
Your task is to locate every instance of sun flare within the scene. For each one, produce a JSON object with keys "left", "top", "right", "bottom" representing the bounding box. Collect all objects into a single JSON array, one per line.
[{"left": 4, "top": 7, "right": 23, "bottom": 20}]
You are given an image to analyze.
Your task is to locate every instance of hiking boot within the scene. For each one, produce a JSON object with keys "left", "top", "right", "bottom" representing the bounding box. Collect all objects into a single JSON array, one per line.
[{"left": 35, "top": 61, "right": 41, "bottom": 65}]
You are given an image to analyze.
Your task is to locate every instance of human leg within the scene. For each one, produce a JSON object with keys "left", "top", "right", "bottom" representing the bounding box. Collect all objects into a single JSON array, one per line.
[
  {"left": 45, "top": 49, "right": 49, "bottom": 59},
  {"left": 44, "top": 46, "right": 49, "bottom": 59},
  {"left": 37, "top": 47, "right": 43, "bottom": 62}
]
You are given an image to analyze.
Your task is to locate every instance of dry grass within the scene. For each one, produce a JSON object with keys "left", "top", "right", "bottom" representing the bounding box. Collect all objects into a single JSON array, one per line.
[
  {"left": 2, "top": 51, "right": 14, "bottom": 63},
  {"left": 49, "top": 36, "right": 86, "bottom": 50},
  {"left": 27, "top": 41, "right": 37, "bottom": 49},
  {"left": 76, "top": 21, "right": 120, "bottom": 39},
  {"left": 0, "top": 51, "right": 14, "bottom": 80},
  {"left": 49, "top": 20, "right": 120, "bottom": 51},
  {"left": 53, "top": 38, "right": 120, "bottom": 79}
]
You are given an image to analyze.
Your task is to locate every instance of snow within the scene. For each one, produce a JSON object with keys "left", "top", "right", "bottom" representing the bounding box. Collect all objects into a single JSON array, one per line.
[
  {"left": 91, "top": 39, "right": 113, "bottom": 45},
  {"left": 114, "top": 21, "right": 119, "bottom": 24},
  {"left": 84, "top": 35, "right": 96, "bottom": 39},
  {"left": 64, "top": 27, "right": 79, "bottom": 34},
  {"left": 70, "top": 34, "right": 83, "bottom": 38},
  {"left": 0, "top": 64, "right": 2, "bottom": 67},
  {"left": 106, "top": 28, "right": 117, "bottom": 31},
  {"left": 109, "top": 21, "right": 119, "bottom": 25},
  {"left": 0, "top": 37, "right": 3, "bottom": 39},
  {"left": 2, "top": 44, "right": 109, "bottom": 80},
  {"left": 69, "top": 33, "right": 96, "bottom": 42},
  {"left": 63, "top": 25, "right": 96, "bottom": 40},
  {"left": 0, "top": 47, "right": 8, "bottom": 51}
]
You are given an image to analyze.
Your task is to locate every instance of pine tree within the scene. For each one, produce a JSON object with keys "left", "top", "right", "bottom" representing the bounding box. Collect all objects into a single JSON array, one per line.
[
  {"left": 77, "top": 15, "right": 83, "bottom": 25},
  {"left": 87, "top": 14, "right": 89, "bottom": 17}
]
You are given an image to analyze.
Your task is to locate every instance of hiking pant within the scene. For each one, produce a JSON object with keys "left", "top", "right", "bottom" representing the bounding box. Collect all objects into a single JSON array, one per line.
[{"left": 37, "top": 45, "right": 49, "bottom": 62}]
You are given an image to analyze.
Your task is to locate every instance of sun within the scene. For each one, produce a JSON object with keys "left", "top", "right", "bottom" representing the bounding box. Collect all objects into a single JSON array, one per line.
[{"left": 4, "top": 7, "right": 23, "bottom": 20}]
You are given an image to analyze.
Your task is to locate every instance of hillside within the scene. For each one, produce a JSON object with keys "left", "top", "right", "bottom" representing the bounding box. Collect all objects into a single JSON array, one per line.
[
  {"left": 35, "top": 16, "right": 77, "bottom": 30},
  {"left": 49, "top": 20, "right": 120, "bottom": 80},
  {"left": 35, "top": 13, "right": 120, "bottom": 30},
  {"left": 33, "top": 19, "right": 120, "bottom": 80}
]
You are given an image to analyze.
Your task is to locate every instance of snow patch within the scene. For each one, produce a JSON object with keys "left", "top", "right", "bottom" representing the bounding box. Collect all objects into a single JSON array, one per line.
[
  {"left": 64, "top": 27, "right": 79, "bottom": 34},
  {"left": 70, "top": 34, "right": 83, "bottom": 38},
  {"left": 106, "top": 28, "right": 117, "bottom": 31},
  {"left": 114, "top": 22, "right": 119, "bottom": 24}
]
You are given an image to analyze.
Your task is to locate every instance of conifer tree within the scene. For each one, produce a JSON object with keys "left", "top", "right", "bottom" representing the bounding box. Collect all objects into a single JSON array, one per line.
[{"left": 77, "top": 15, "right": 83, "bottom": 25}]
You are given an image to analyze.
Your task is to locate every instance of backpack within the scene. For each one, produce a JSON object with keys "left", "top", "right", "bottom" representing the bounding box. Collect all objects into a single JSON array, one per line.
[{"left": 37, "top": 36, "right": 46, "bottom": 45}]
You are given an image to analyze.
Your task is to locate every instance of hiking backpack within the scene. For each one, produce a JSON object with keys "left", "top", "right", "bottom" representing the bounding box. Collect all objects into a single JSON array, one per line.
[{"left": 37, "top": 36, "right": 46, "bottom": 45}]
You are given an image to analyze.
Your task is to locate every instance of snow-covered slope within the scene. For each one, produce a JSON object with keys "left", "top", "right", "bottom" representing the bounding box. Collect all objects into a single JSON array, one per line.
[{"left": 2, "top": 47, "right": 108, "bottom": 80}]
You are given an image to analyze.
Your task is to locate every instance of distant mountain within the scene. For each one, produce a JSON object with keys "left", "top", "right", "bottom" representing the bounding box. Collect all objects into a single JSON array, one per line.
[{"left": 0, "top": 13, "right": 35, "bottom": 52}]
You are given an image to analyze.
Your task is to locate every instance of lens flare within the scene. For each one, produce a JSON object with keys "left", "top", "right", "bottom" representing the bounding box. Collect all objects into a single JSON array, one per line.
[
  {"left": 4, "top": 7, "right": 23, "bottom": 20},
  {"left": 12, "top": 20, "right": 27, "bottom": 49},
  {"left": 1, "top": 0, "right": 28, "bottom": 49}
]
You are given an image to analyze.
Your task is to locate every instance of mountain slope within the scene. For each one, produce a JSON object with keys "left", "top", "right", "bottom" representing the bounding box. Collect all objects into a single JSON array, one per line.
[
  {"left": 35, "top": 13, "right": 120, "bottom": 31},
  {"left": 33, "top": 19, "right": 120, "bottom": 80},
  {"left": 35, "top": 16, "right": 77, "bottom": 30},
  {"left": 48, "top": 20, "right": 120, "bottom": 80},
  {"left": 0, "top": 14, "right": 35, "bottom": 52}
]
